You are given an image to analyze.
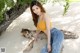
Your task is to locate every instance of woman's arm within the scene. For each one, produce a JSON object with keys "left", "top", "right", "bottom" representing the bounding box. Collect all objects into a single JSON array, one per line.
[
  {"left": 35, "top": 30, "right": 41, "bottom": 35},
  {"left": 34, "top": 30, "right": 41, "bottom": 40},
  {"left": 44, "top": 13, "right": 51, "bottom": 52},
  {"left": 44, "top": 14, "right": 51, "bottom": 45}
]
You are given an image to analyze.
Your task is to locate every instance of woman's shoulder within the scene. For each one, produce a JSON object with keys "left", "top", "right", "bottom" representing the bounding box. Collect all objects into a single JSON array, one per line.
[
  {"left": 44, "top": 13, "right": 51, "bottom": 21},
  {"left": 44, "top": 13, "right": 51, "bottom": 18}
]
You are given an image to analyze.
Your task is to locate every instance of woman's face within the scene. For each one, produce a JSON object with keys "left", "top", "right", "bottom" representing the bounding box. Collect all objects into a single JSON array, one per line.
[{"left": 32, "top": 5, "right": 41, "bottom": 16}]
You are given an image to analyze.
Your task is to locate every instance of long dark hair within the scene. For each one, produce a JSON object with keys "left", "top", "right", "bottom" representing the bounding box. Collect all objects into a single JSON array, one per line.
[{"left": 30, "top": 1, "right": 46, "bottom": 27}]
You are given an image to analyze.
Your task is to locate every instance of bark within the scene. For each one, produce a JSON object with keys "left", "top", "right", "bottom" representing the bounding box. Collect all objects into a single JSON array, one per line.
[{"left": 0, "top": 4, "right": 29, "bottom": 35}]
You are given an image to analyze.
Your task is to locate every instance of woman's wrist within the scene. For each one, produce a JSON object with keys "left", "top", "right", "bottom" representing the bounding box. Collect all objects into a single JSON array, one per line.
[
  {"left": 47, "top": 40, "right": 50, "bottom": 45},
  {"left": 48, "top": 43, "right": 51, "bottom": 45},
  {"left": 47, "top": 41, "right": 50, "bottom": 45}
]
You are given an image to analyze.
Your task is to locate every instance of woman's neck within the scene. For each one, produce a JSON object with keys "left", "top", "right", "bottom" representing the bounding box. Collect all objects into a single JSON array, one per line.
[
  {"left": 39, "top": 12, "right": 44, "bottom": 16},
  {"left": 39, "top": 12, "right": 45, "bottom": 20}
]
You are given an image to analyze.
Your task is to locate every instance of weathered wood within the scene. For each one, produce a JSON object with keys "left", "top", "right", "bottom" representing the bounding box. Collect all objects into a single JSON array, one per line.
[
  {"left": 21, "top": 29, "right": 79, "bottom": 53},
  {"left": 22, "top": 37, "right": 35, "bottom": 52},
  {"left": 61, "top": 30, "right": 79, "bottom": 39}
]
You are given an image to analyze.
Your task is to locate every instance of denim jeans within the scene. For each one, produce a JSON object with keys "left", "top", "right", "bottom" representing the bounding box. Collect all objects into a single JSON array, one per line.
[{"left": 41, "top": 28, "right": 64, "bottom": 53}]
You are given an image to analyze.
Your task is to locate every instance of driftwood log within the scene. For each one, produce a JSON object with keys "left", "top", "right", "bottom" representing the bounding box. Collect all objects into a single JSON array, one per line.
[
  {"left": 22, "top": 37, "right": 35, "bottom": 52},
  {"left": 61, "top": 30, "right": 79, "bottom": 39},
  {"left": 21, "top": 29, "right": 79, "bottom": 53}
]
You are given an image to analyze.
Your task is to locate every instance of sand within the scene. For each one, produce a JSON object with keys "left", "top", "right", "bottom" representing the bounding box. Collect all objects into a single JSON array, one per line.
[{"left": 0, "top": 2, "right": 80, "bottom": 53}]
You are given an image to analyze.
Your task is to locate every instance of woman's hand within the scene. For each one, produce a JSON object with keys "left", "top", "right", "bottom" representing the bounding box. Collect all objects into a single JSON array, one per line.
[
  {"left": 34, "top": 34, "right": 37, "bottom": 41},
  {"left": 47, "top": 44, "right": 51, "bottom": 53},
  {"left": 34, "top": 33, "right": 38, "bottom": 42},
  {"left": 34, "top": 30, "right": 41, "bottom": 41}
]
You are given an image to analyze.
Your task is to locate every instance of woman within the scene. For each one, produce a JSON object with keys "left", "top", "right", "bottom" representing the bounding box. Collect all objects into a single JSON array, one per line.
[{"left": 30, "top": 1, "right": 64, "bottom": 53}]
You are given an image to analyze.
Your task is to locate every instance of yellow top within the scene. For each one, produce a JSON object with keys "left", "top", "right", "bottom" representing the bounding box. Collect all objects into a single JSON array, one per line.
[{"left": 37, "top": 20, "right": 52, "bottom": 32}]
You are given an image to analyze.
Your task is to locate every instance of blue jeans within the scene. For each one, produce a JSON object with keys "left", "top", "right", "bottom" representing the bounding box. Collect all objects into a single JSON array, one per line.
[{"left": 41, "top": 28, "right": 64, "bottom": 53}]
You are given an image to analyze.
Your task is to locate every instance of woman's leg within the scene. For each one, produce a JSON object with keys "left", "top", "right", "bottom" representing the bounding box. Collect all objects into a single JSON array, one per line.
[
  {"left": 41, "top": 31, "right": 53, "bottom": 53},
  {"left": 41, "top": 28, "right": 64, "bottom": 53},
  {"left": 41, "top": 44, "right": 48, "bottom": 53},
  {"left": 51, "top": 28, "right": 64, "bottom": 53}
]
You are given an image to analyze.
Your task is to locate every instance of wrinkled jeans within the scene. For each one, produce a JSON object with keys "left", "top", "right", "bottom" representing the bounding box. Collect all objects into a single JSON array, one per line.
[{"left": 41, "top": 28, "right": 64, "bottom": 53}]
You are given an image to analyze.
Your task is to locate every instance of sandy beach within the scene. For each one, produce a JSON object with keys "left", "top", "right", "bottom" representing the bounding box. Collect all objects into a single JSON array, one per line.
[{"left": 0, "top": 2, "right": 80, "bottom": 53}]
